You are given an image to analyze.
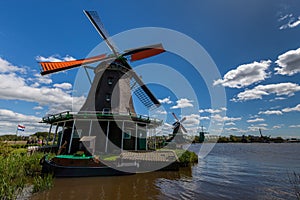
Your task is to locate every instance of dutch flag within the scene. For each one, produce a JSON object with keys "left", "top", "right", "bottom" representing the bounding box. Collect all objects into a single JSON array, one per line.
[{"left": 17, "top": 125, "right": 25, "bottom": 131}]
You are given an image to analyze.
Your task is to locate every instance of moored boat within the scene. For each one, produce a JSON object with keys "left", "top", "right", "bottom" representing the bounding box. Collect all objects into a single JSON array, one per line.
[{"left": 40, "top": 155, "right": 138, "bottom": 177}]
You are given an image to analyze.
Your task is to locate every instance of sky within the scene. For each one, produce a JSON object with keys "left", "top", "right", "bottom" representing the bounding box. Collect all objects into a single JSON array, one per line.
[{"left": 0, "top": 0, "right": 300, "bottom": 138}]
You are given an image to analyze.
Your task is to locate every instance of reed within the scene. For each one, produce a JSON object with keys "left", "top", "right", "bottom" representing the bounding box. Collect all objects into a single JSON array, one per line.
[{"left": 0, "top": 143, "right": 53, "bottom": 199}]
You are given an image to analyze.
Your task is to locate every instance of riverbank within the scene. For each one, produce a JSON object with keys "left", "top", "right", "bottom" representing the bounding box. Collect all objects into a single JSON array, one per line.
[{"left": 0, "top": 143, "right": 53, "bottom": 199}]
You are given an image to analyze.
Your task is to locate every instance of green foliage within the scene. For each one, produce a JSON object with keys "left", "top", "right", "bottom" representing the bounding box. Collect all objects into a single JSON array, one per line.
[
  {"left": 33, "top": 173, "right": 53, "bottom": 193},
  {"left": 272, "top": 137, "right": 284, "bottom": 143},
  {"left": 0, "top": 143, "right": 14, "bottom": 157},
  {"left": 0, "top": 143, "right": 53, "bottom": 199},
  {"left": 173, "top": 149, "right": 198, "bottom": 166},
  {"left": 102, "top": 154, "right": 120, "bottom": 161},
  {"left": 0, "top": 135, "right": 25, "bottom": 141},
  {"left": 218, "top": 136, "right": 229, "bottom": 143}
]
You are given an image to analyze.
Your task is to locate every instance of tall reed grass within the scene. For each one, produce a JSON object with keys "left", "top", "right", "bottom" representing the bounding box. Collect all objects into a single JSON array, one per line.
[{"left": 0, "top": 143, "right": 53, "bottom": 199}]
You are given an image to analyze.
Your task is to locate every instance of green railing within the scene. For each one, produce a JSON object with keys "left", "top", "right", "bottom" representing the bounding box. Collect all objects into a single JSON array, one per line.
[{"left": 41, "top": 111, "right": 162, "bottom": 125}]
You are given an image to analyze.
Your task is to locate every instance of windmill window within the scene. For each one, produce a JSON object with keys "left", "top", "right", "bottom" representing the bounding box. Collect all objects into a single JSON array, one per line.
[
  {"left": 123, "top": 131, "right": 131, "bottom": 139},
  {"left": 110, "top": 63, "right": 117, "bottom": 69},
  {"left": 103, "top": 108, "right": 110, "bottom": 114},
  {"left": 105, "top": 94, "right": 111, "bottom": 102},
  {"left": 107, "top": 77, "right": 114, "bottom": 85}
]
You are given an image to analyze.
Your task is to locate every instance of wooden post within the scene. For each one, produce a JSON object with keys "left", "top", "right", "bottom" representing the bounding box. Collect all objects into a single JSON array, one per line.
[
  {"left": 154, "top": 128, "right": 156, "bottom": 150},
  {"left": 68, "top": 120, "right": 76, "bottom": 154},
  {"left": 135, "top": 123, "right": 138, "bottom": 151},
  {"left": 46, "top": 124, "right": 53, "bottom": 145},
  {"left": 52, "top": 123, "right": 59, "bottom": 145},
  {"left": 105, "top": 121, "right": 110, "bottom": 153},
  {"left": 121, "top": 121, "right": 125, "bottom": 151},
  {"left": 146, "top": 124, "right": 148, "bottom": 151},
  {"left": 59, "top": 122, "right": 66, "bottom": 149},
  {"left": 88, "top": 120, "right": 93, "bottom": 136}
]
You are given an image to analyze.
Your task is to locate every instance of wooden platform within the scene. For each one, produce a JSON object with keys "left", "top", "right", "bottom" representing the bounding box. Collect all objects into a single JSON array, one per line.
[
  {"left": 120, "top": 150, "right": 178, "bottom": 162},
  {"left": 120, "top": 150, "right": 179, "bottom": 171}
]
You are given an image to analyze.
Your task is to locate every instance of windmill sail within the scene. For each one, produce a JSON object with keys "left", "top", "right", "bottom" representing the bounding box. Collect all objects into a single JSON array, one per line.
[
  {"left": 84, "top": 10, "right": 118, "bottom": 56},
  {"left": 123, "top": 43, "right": 165, "bottom": 62},
  {"left": 124, "top": 62, "right": 160, "bottom": 109},
  {"left": 40, "top": 54, "right": 107, "bottom": 75},
  {"left": 130, "top": 78, "right": 159, "bottom": 110}
]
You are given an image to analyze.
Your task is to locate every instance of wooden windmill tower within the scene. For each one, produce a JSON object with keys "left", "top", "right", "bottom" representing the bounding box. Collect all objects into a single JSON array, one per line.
[{"left": 40, "top": 11, "right": 165, "bottom": 154}]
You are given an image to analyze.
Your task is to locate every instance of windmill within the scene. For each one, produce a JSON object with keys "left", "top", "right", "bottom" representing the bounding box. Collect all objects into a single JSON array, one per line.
[
  {"left": 39, "top": 10, "right": 165, "bottom": 153},
  {"left": 166, "top": 113, "right": 187, "bottom": 144},
  {"left": 258, "top": 128, "right": 270, "bottom": 143}
]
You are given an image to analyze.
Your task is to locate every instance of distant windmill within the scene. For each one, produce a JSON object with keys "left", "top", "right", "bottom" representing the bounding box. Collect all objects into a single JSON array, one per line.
[
  {"left": 172, "top": 113, "right": 187, "bottom": 134},
  {"left": 165, "top": 113, "right": 187, "bottom": 144},
  {"left": 258, "top": 128, "right": 271, "bottom": 143}
]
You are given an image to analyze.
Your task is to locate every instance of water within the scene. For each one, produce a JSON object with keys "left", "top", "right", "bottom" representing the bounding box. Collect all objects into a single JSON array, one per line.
[{"left": 31, "top": 143, "right": 300, "bottom": 200}]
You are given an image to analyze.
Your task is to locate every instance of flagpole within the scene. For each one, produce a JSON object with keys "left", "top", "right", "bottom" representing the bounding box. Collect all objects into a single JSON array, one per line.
[{"left": 15, "top": 126, "right": 18, "bottom": 144}]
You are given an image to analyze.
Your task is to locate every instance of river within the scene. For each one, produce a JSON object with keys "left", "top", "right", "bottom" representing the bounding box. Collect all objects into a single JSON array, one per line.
[{"left": 31, "top": 143, "right": 300, "bottom": 200}]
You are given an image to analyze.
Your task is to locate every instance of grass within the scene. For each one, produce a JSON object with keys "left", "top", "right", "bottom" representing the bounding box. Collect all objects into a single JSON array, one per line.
[
  {"left": 158, "top": 148, "right": 198, "bottom": 166},
  {"left": 101, "top": 154, "right": 120, "bottom": 161},
  {"left": 0, "top": 143, "right": 54, "bottom": 199}
]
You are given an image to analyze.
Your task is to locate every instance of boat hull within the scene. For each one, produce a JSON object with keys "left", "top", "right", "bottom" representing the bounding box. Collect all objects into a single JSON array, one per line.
[{"left": 40, "top": 156, "right": 136, "bottom": 177}]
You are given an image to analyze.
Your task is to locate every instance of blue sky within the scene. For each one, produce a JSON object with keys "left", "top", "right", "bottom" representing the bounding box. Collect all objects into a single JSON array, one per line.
[{"left": 0, "top": 0, "right": 300, "bottom": 137}]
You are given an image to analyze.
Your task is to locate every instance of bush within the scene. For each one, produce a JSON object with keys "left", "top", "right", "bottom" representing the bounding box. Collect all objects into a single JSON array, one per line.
[
  {"left": 0, "top": 145, "right": 53, "bottom": 199},
  {"left": 176, "top": 150, "right": 198, "bottom": 166}
]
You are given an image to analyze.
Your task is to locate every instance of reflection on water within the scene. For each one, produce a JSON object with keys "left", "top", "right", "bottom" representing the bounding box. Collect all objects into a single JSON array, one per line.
[
  {"left": 31, "top": 169, "right": 192, "bottom": 200},
  {"left": 31, "top": 143, "right": 300, "bottom": 200}
]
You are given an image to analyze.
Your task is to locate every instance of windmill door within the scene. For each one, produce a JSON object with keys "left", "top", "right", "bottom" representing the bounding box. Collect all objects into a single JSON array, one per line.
[{"left": 138, "top": 128, "right": 147, "bottom": 150}]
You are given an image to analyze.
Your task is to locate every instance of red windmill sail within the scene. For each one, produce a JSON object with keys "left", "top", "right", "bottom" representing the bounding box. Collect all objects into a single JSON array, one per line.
[{"left": 40, "top": 54, "right": 107, "bottom": 75}]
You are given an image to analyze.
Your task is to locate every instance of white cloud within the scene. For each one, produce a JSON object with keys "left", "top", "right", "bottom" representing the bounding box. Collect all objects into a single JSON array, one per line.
[
  {"left": 278, "top": 14, "right": 293, "bottom": 22},
  {"left": 53, "top": 83, "right": 72, "bottom": 90},
  {"left": 0, "top": 109, "right": 49, "bottom": 135},
  {"left": 199, "top": 116, "right": 210, "bottom": 120},
  {"left": 269, "top": 97, "right": 286, "bottom": 102},
  {"left": 289, "top": 18, "right": 300, "bottom": 28},
  {"left": 0, "top": 57, "right": 85, "bottom": 115},
  {"left": 247, "top": 118, "right": 265, "bottom": 123},
  {"left": 0, "top": 57, "right": 26, "bottom": 74},
  {"left": 33, "top": 106, "right": 43, "bottom": 110},
  {"left": 273, "top": 125, "right": 282, "bottom": 129},
  {"left": 171, "top": 98, "right": 193, "bottom": 109},
  {"left": 233, "top": 82, "right": 300, "bottom": 101},
  {"left": 0, "top": 109, "right": 41, "bottom": 123},
  {"left": 275, "top": 47, "right": 300, "bottom": 76},
  {"left": 282, "top": 104, "right": 300, "bottom": 113},
  {"left": 211, "top": 114, "right": 242, "bottom": 122},
  {"left": 257, "top": 123, "right": 268, "bottom": 127},
  {"left": 225, "top": 122, "right": 236, "bottom": 126},
  {"left": 35, "top": 55, "right": 76, "bottom": 62},
  {"left": 258, "top": 110, "right": 283, "bottom": 115},
  {"left": 248, "top": 125, "right": 268, "bottom": 131},
  {"left": 158, "top": 97, "right": 172, "bottom": 104},
  {"left": 213, "top": 60, "right": 271, "bottom": 88},
  {"left": 31, "top": 73, "right": 52, "bottom": 85},
  {"left": 30, "top": 82, "right": 40, "bottom": 88},
  {"left": 289, "top": 125, "right": 300, "bottom": 128},
  {"left": 155, "top": 110, "right": 167, "bottom": 115},
  {"left": 199, "top": 107, "right": 227, "bottom": 114},
  {"left": 225, "top": 127, "right": 239, "bottom": 131},
  {"left": 182, "top": 114, "right": 200, "bottom": 126},
  {"left": 279, "top": 15, "right": 300, "bottom": 30}
]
